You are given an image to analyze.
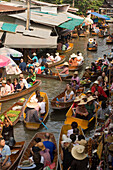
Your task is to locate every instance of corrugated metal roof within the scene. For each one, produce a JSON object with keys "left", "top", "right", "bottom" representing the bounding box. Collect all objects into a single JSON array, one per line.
[
  {"left": 0, "top": 32, "right": 57, "bottom": 49},
  {"left": 9, "top": 11, "right": 71, "bottom": 26},
  {"left": 0, "top": 4, "right": 26, "bottom": 14}
]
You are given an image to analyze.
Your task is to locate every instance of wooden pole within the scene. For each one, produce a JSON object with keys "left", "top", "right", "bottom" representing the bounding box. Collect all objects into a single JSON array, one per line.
[
  {"left": 72, "top": 0, "right": 75, "bottom": 8},
  {"left": 55, "top": 67, "right": 62, "bottom": 82},
  {"left": 26, "top": 0, "right": 31, "bottom": 30}
]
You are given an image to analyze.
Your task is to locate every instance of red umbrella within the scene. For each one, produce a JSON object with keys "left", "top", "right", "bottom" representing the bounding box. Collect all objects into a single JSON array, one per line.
[{"left": 0, "top": 55, "right": 11, "bottom": 67}]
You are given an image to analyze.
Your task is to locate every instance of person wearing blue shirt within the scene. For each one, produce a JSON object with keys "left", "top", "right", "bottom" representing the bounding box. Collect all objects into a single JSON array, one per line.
[
  {"left": 0, "top": 138, "right": 11, "bottom": 169},
  {"left": 19, "top": 59, "right": 27, "bottom": 71},
  {"left": 32, "top": 53, "right": 38, "bottom": 63},
  {"left": 43, "top": 133, "right": 56, "bottom": 162}
]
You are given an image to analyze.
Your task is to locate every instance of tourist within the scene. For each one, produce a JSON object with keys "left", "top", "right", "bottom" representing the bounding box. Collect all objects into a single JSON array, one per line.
[
  {"left": 97, "top": 101, "right": 110, "bottom": 120},
  {"left": 36, "top": 96, "right": 46, "bottom": 117},
  {"left": 91, "top": 62, "right": 97, "bottom": 72},
  {"left": 30, "top": 90, "right": 41, "bottom": 103},
  {"left": 62, "top": 43, "right": 67, "bottom": 51},
  {"left": 43, "top": 133, "right": 56, "bottom": 162},
  {"left": 13, "top": 78, "right": 21, "bottom": 92},
  {"left": 85, "top": 96, "right": 95, "bottom": 120},
  {"left": 7, "top": 79, "right": 14, "bottom": 93},
  {"left": 61, "top": 135, "right": 73, "bottom": 170},
  {"left": 19, "top": 74, "right": 28, "bottom": 90},
  {"left": 33, "top": 153, "right": 44, "bottom": 170},
  {"left": 71, "top": 80, "right": 79, "bottom": 91},
  {"left": 91, "top": 80, "right": 107, "bottom": 101},
  {"left": 64, "top": 84, "right": 74, "bottom": 102},
  {"left": 0, "top": 137, "right": 11, "bottom": 169},
  {"left": 67, "top": 122, "right": 79, "bottom": 138},
  {"left": 30, "top": 137, "right": 41, "bottom": 155},
  {"left": 76, "top": 99, "right": 89, "bottom": 119},
  {"left": 27, "top": 60, "right": 34, "bottom": 73},
  {"left": 97, "top": 76, "right": 103, "bottom": 87},
  {"left": 44, "top": 63, "right": 52, "bottom": 75},
  {"left": 54, "top": 53, "right": 61, "bottom": 62},
  {"left": 83, "top": 67, "right": 91, "bottom": 79},
  {"left": 19, "top": 58, "right": 27, "bottom": 72},
  {"left": 26, "top": 67, "right": 36, "bottom": 84},
  {"left": 40, "top": 62, "right": 45, "bottom": 72},
  {"left": 60, "top": 62, "right": 69, "bottom": 75},
  {"left": 57, "top": 41, "right": 63, "bottom": 51},
  {"left": 32, "top": 53, "right": 38, "bottom": 63},
  {"left": 37, "top": 142, "right": 51, "bottom": 167},
  {"left": 71, "top": 71, "right": 80, "bottom": 86},
  {"left": 2, "top": 114, "right": 15, "bottom": 147},
  {"left": 38, "top": 56, "right": 46, "bottom": 65},
  {"left": 70, "top": 145, "right": 88, "bottom": 170},
  {"left": 86, "top": 90, "right": 92, "bottom": 97},
  {"left": 72, "top": 96, "right": 80, "bottom": 116},
  {"left": 0, "top": 80, "right": 11, "bottom": 96},
  {"left": 70, "top": 134, "right": 77, "bottom": 146},
  {"left": 103, "top": 54, "right": 109, "bottom": 65}
]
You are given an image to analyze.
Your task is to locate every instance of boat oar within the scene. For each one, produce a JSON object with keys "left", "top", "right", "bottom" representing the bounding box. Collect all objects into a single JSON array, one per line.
[
  {"left": 39, "top": 118, "right": 48, "bottom": 130},
  {"left": 55, "top": 67, "right": 62, "bottom": 82}
]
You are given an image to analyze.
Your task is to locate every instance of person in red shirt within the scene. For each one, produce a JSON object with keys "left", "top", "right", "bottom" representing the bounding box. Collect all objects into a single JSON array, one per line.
[
  {"left": 91, "top": 80, "right": 107, "bottom": 101},
  {"left": 72, "top": 96, "right": 81, "bottom": 116}
]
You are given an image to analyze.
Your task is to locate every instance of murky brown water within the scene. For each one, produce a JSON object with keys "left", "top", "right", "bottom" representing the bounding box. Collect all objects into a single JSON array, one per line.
[{"left": 1, "top": 24, "right": 113, "bottom": 144}]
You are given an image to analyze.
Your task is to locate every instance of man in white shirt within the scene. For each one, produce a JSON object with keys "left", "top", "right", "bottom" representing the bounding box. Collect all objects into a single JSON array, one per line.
[
  {"left": 1, "top": 80, "right": 11, "bottom": 96},
  {"left": 54, "top": 53, "right": 61, "bottom": 62},
  {"left": 19, "top": 74, "right": 28, "bottom": 89}
]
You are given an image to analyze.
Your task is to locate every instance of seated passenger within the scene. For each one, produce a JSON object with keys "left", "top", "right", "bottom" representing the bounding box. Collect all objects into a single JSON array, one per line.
[
  {"left": 76, "top": 99, "right": 89, "bottom": 119},
  {"left": 26, "top": 67, "right": 36, "bottom": 84},
  {"left": 19, "top": 74, "right": 28, "bottom": 90},
  {"left": 30, "top": 90, "right": 40, "bottom": 103},
  {"left": 2, "top": 114, "right": 15, "bottom": 147},
  {"left": 43, "top": 133, "right": 56, "bottom": 162},
  {"left": 0, "top": 137, "right": 11, "bottom": 169},
  {"left": 72, "top": 97, "right": 81, "bottom": 116},
  {"left": 37, "top": 142, "right": 51, "bottom": 167},
  {"left": 37, "top": 97, "right": 46, "bottom": 117},
  {"left": 0, "top": 80, "right": 11, "bottom": 96},
  {"left": 60, "top": 62, "right": 69, "bottom": 75},
  {"left": 85, "top": 96, "right": 95, "bottom": 120},
  {"left": 71, "top": 71, "right": 80, "bottom": 86},
  {"left": 64, "top": 84, "right": 74, "bottom": 102},
  {"left": 97, "top": 101, "right": 110, "bottom": 120},
  {"left": 33, "top": 153, "right": 44, "bottom": 170},
  {"left": 67, "top": 122, "right": 79, "bottom": 138},
  {"left": 54, "top": 53, "right": 61, "bottom": 62},
  {"left": 13, "top": 78, "right": 21, "bottom": 92},
  {"left": 30, "top": 137, "right": 41, "bottom": 156},
  {"left": 7, "top": 79, "right": 14, "bottom": 93}
]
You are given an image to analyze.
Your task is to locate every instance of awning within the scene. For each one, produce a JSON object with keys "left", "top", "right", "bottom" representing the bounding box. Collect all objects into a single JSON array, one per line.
[
  {"left": 0, "top": 32, "right": 58, "bottom": 49},
  {"left": 58, "top": 18, "right": 84, "bottom": 30},
  {"left": 88, "top": 12, "right": 110, "bottom": 20}
]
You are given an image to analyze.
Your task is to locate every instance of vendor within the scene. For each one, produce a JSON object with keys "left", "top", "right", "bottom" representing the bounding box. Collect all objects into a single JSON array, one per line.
[
  {"left": 71, "top": 71, "right": 80, "bottom": 86},
  {"left": 60, "top": 62, "right": 69, "bottom": 75}
]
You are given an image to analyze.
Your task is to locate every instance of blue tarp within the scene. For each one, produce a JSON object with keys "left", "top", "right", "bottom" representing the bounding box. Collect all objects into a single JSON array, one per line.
[
  {"left": 1, "top": 23, "right": 18, "bottom": 33},
  {"left": 88, "top": 12, "right": 110, "bottom": 20}
]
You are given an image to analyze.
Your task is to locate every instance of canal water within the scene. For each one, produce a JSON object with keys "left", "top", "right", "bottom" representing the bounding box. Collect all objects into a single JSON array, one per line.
[{"left": 2, "top": 24, "right": 113, "bottom": 144}]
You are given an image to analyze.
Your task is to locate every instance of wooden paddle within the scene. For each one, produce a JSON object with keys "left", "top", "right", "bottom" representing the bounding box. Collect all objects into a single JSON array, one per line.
[{"left": 55, "top": 67, "right": 62, "bottom": 82}]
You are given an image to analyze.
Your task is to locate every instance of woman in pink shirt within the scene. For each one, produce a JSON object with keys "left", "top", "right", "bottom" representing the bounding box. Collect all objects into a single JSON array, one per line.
[{"left": 60, "top": 62, "right": 69, "bottom": 75}]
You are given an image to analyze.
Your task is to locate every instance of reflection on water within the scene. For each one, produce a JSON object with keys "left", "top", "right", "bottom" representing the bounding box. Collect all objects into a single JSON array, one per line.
[{"left": 2, "top": 24, "right": 113, "bottom": 144}]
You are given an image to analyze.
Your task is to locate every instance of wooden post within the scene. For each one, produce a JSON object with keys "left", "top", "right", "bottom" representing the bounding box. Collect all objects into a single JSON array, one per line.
[
  {"left": 26, "top": 0, "right": 31, "bottom": 30},
  {"left": 72, "top": 0, "right": 75, "bottom": 8}
]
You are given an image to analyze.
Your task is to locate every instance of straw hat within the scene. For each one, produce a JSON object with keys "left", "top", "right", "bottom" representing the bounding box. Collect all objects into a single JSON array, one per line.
[
  {"left": 77, "top": 139, "right": 87, "bottom": 146},
  {"left": 46, "top": 53, "right": 50, "bottom": 56},
  {"left": 78, "top": 99, "right": 87, "bottom": 105},
  {"left": 20, "top": 160, "right": 34, "bottom": 167},
  {"left": 106, "top": 135, "right": 113, "bottom": 143},
  {"left": 86, "top": 90, "right": 92, "bottom": 94},
  {"left": 19, "top": 74, "right": 24, "bottom": 78},
  {"left": 87, "top": 96, "right": 95, "bottom": 103},
  {"left": 89, "top": 38, "right": 94, "bottom": 42},
  {"left": 74, "top": 96, "right": 81, "bottom": 102},
  {"left": 26, "top": 102, "right": 39, "bottom": 108},
  {"left": 63, "top": 62, "right": 69, "bottom": 66},
  {"left": 2, "top": 80, "right": 6, "bottom": 84},
  {"left": 37, "top": 142, "right": 46, "bottom": 151},
  {"left": 62, "top": 134, "right": 72, "bottom": 143},
  {"left": 74, "top": 71, "right": 78, "bottom": 75},
  {"left": 33, "top": 52, "right": 36, "bottom": 56},
  {"left": 35, "top": 63, "right": 40, "bottom": 67},
  {"left": 111, "top": 60, "right": 113, "bottom": 64},
  {"left": 71, "top": 145, "right": 87, "bottom": 160},
  {"left": 93, "top": 80, "right": 99, "bottom": 85},
  {"left": 98, "top": 58, "right": 103, "bottom": 61}
]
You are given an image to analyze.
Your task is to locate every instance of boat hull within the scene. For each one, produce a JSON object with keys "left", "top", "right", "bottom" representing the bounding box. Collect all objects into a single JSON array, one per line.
[{"left": 57, "top": 43, "right": 73, "bottom": 54}]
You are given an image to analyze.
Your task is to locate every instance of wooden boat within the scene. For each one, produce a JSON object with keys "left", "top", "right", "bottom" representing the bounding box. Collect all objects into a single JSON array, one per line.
[
  {"left": 51, "top": 90, "right": 74, "bottom": 110},
  {"left": 18, "top": 132, "right": 58, "bottom": 170},
  {"left": 0, "top": 80, "right": 41, "bottom": 103},
  {"left": 59, "top": 124, "right": 84, "bottom": 170},
  {"left": 0, "top": 98, "right": 26, "bottom": 126},
  {"left": 23, "top": 91, "right": 49, "bottom": 130},
  {"left": 79, "top": 33, "right": 87, "bottom": 37},
  {"left": 91, "top": 32, "right": 98, "bottom": 36},
  {"left": 72, "top": 31, "right": 78, "bottom": 38},
  {"left": 57, "top": 43, "right": 74, "bottom": 54},
  {"left": 48, "top": 55, "right": 65, "bottom": 68},
  {"left": 87, "top": 46, "right": 97, "bottom": 51},
  {"left": 64, "top": 105, "right": 95, "bottom": 130},
  {"left": 98, "top": 32, "right": 109, "bottom": 38},
  {"left": 9, "top": 141, "right": 25, "bottom": 170},
  {"left": 106, "top": 38, "right": 113, "bottom": 44}
]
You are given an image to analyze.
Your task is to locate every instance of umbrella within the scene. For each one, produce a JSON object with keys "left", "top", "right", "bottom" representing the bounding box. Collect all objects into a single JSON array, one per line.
[
  {"left": 84, "top": 18, "right": 93, "bottom": 25},
  {"left": 0, "top": 47, "right": 23, "bottom": 57},
  {"left": 0, "top": 55, "right": 10, "bottom": 67}
]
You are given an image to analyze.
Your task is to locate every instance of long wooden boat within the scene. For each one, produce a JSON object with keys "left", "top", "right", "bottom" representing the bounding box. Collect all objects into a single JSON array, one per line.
[
  {"left": 98, "top": 32, "right": 109, "bottom": 38},
  {"left": 106, "top": 38, "right": 113, "bottom": 44},
  {"left": 0, "top": 80, "right": 41, "bottom": 103},
  {"left": 18, "top": 132, "right": 58, "bottom": 170},
  {"left": 91, "top": 32, "right": 98, "bottom": 36},
  {"left": 87, "top": 46, "right": 97, "bottom": 51},
  {"left": 79, "top": 33, "right": 87, "bottom": 37},
  {"left": 48, "top": 55, "right": 65, "bottom": 68},
  {"left": 59, "top": 124, "right": 84, "bottom": 170},
  {"left": 9, "top": 141, "right": 25, "bottom": 170},
  {"left": 0, "top": 98, "right": 26, "bottom": 126},
  {"left": 64, "top": 105, "right": 95, "bottom": 130},
  {"left": 57, "top": 43, "right": 74, "bottom": 54},
  {"left": 51, "top": 90, "right": 74, "bottom": 110},
  {"left": 23, "top": 91, "right": 49, "bottom": 130}
]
